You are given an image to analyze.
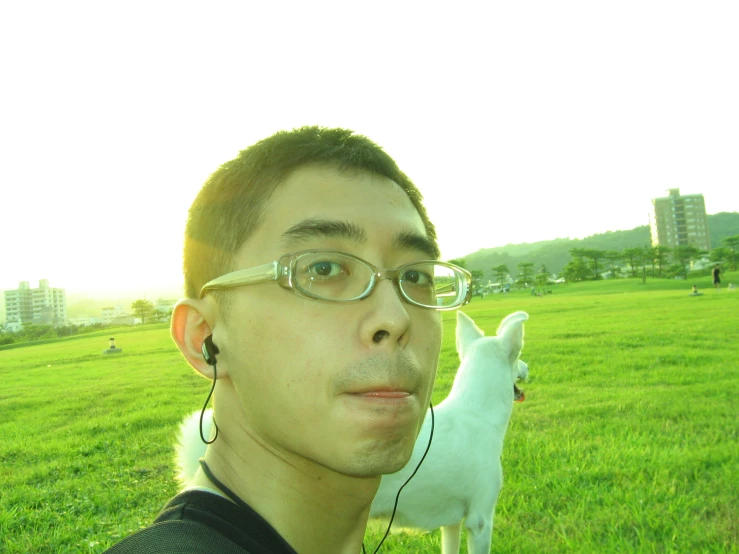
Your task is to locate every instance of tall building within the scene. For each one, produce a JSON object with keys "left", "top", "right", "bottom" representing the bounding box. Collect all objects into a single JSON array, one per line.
[
  {"left": 649, "top": 188, "right": 711, "bottom": 250},
  {"left": 3, "top": 279, "right": 67, "bottom": 332}
]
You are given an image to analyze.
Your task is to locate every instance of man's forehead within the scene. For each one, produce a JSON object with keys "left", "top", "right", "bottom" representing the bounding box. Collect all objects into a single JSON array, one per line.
[
  {"left": 244, "top": 165, "right": 438, "bottom": 259},
  {"left": 278, "top": 163, "right": 402, "bottom": 195},
  {"left": 267, "top": 165, "right": 425, "bottom": 230}
]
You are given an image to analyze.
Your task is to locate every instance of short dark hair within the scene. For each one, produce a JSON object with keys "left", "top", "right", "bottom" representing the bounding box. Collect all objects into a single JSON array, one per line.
[{"left": 183, "top": 126, "right": 438, "bottom": 300}]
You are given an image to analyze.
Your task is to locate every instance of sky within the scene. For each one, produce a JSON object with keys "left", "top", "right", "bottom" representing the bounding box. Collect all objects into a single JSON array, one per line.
[{"left": 1, "top": 1, "right": 737, "bottom": 301}]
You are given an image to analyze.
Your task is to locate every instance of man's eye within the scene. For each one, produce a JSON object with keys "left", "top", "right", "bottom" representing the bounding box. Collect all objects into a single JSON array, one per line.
[
  {"left": 403, "top": 269, "right": 433, "bottom": 285},
  {"left": 308, "top": 261, "right": 345, "bottom": 278}
]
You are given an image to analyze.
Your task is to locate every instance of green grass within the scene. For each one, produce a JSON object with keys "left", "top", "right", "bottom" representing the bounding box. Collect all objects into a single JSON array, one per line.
[{"left": 2, "top": 275, "right": 738, "bottom": 553}]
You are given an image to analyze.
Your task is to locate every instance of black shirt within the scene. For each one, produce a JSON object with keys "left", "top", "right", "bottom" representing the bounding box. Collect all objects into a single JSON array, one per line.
[{"left": 103, "top": 489, "right": 298, "bottom": 554}]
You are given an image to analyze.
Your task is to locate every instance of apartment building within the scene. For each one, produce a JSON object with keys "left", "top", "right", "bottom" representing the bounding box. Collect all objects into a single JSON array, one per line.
[
  {"left": 155, "top": 298, "right": 177, "bottom": 314},
  {"left": 101, "top": 305, "right": 127, "bottom": 325},
  {"left": 649, "top": 188, "right": 711, "bottom": 250},
  {"left": 4, "top": 279, "right": 67, "bottom": 331}
]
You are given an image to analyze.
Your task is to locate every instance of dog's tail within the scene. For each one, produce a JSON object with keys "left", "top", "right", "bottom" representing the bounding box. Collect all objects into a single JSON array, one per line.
[{"left": 175, "top": 409, "right": 211, "bottom": 488}]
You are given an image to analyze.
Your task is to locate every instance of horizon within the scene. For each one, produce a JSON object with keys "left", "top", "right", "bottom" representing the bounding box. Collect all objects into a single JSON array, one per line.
[{"left": 3, "top": 210, "right": 737, "bottom": 311}]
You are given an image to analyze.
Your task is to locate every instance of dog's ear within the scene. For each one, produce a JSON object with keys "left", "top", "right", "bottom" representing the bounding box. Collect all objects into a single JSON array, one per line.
[
  {"left": 456, "top": 311, "right": 485, "bottom": 360},
  {"left": 496, "top": 311, "right": 529, "bottom": 367}
]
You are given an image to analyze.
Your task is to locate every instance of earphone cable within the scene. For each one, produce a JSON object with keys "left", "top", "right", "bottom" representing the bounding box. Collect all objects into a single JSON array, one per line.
[
  {"left": 363, "top": 402, "right": 435, "bottom": 554},
  {"left": 199, "top": 363, "right": 219, "bottom": 444}
]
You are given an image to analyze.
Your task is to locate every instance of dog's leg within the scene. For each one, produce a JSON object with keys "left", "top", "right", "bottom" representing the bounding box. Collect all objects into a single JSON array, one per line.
[
  {"left": 464, "top": 517, "right": 492, "bottom": 554},
  {"left": 440, "top": 522, "right": 462, "bottom": 554}
]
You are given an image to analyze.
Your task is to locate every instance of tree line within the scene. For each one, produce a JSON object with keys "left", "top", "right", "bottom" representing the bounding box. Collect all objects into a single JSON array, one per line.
[
  {"left": 449, "top": 258, "right": 552, "bottom": 291},
  {"left": 1, "top": 299, "right": 172, "bottom": 346},
  {"left": 0, "top": 322, "right": 110, "bottom": 346},
  {"left": 560, "top": 235, "right": 738, "bottom": 282},
  {"left": 463, "top": 212, "right": 739, "bottom": 281},
  {"left": 452, "top": 235, "right": 738, "bottom": 289},
  {"left": 130, "top": 299, "right": 171, "bottom": 324}
]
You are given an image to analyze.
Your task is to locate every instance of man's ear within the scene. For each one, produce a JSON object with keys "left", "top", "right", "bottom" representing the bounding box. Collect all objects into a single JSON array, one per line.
[{"left": 171, "top": 299, "right": 225, "bottom": 379}]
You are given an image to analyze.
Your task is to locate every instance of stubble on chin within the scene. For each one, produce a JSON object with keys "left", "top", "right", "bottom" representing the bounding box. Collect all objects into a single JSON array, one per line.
[
  {"left": 329, "top": 353, "right": 432, "bottom": 478},
  {"left": 340, "top": 429, "right": 419, "bottom": 478}
]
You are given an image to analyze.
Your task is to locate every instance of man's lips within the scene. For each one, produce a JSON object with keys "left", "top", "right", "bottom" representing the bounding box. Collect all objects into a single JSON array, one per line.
[
  {"left": 346, "top": 384, "right": 413, "bottom": 395},
  {"left": 353, "top": 390, "right": 411, "bottom": 399},
  {"left": 342, "top": 385, "right": 418, "bottom": 418},
  {"left": 343, "top": 385, "right": 415, "bottom": 404}
]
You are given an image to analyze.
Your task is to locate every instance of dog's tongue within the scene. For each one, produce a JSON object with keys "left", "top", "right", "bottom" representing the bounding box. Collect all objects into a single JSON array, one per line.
[{"left": 514, "top": 384, "right": 525, "bottom": 402}]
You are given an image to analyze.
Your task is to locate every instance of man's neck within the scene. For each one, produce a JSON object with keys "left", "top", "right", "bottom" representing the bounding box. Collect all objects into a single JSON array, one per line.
[{"left": 191, "top": 422, "right": 380, "bottom": 554}]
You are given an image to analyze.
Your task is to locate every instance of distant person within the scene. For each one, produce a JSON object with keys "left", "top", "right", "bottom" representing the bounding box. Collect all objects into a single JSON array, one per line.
[
  {"left": 102, "top": 126, "right": 472, "bottom": 554},
  {"left": 712, "top": 265, "right": 721, "bottom": 290},
  {"left": 690, "top": 284, "right": 703, "bottom": 296}
]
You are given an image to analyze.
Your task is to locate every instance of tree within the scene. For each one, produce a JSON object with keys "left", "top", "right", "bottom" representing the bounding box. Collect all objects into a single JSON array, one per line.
[
  {"left": 562, "top": 256, "right": 590, "bottom": 282},
  {"left": 569, "top": 248, "right": 587, "bottom": 261},
  {"left": 150, "top": 308, "right": 173, "bottom": 323},
  {"left": 492, "top": 264, "right": 509, "bottom": 285},
  {"left": 671, "top": 245, "right": 702, "bottom": 279},
  {"left": 579, "top": 248, "right": 606, "bottom": 280},
  {"left": 638, "top": 246, "right": 651, "bottom": 283},
  {"left": 603, "top": 250, "right": 622, "bottom": 279},
  {"left": 448, "top": 258, "right": 467, "bottom": 269},
  {"left": 709, "top": 247, "right": 731, "bottom": 267},
  {"left": 565, "top": 249, "right": 590, "bottom": 282},
  {"left": 721, "top": 235, "right": 739, "bottom": 271},
  {"left": 622, "top": 247, "right": 645, "bottom": 278},
  {"left": 516, "top": 262, "right": 535, "bottom": 286},
  {"left": 535, "top": 264, "right": 550, "bottom": 288},
  {"left": 649, "top": 245, "right": 671, "bottom": 278},
  {"left": 469, "top": 270, "right": 485, "bottom": 293},
  {"left": 18, "top": 323, "right": 56, "bottom": 341},
  {"left": 131, "top": 299, "right": 155, "bottom": 324}
]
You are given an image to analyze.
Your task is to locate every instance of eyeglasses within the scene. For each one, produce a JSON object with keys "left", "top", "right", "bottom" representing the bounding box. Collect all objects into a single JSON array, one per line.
[{"left": 200, "top": 250, "right": 472, "bottom": 310}]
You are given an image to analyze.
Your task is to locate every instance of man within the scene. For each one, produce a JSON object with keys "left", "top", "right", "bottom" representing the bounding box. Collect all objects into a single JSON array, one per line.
[
  {"left": 712, "top": 264, "right": 721, "bottom": 290},
  {"left": 105, "top": 126, "right": 471, "bottom": 553}
]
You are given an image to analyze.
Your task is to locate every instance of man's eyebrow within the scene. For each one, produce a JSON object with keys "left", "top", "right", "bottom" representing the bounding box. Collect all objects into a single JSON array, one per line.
[
  {"left": 280, "top": 218, "right": 367, "bottom": 248},
  {"left": 280, "top": 218, "right": 440, "bottom": 260},
  {"left": 393, "top": 230, "right": 440, "bottom": 260}
]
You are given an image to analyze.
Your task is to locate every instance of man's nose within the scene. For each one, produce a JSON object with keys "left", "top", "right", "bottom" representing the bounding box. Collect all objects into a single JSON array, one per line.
[{"left": 359, "top": 278, "right": 411, "bottom": 348}]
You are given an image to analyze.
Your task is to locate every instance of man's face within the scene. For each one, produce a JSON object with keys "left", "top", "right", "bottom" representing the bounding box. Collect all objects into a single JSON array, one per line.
[{"left": 214, "top": 165, "right": 442, "bottom": 477}]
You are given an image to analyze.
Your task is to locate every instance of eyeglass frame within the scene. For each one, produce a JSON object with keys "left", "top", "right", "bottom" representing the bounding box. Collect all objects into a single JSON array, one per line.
[{"left": 199, "top": 249, "right": 472, "bottom": 311}]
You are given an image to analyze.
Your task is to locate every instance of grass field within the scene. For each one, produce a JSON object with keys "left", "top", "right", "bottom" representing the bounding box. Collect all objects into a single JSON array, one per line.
[{"left": 1, "top": 275, "right": 738, "bottom": 553}]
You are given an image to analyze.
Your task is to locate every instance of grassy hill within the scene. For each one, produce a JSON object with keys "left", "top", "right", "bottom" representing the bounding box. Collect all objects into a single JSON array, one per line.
[
  {"left": 2, "top": 274, "right": 738, "bottom": 553},
  {"left": 460, "top": 211, "right": 739, "bottom": 280}
]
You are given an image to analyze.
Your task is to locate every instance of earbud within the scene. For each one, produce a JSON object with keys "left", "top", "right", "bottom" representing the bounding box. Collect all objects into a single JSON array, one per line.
[
  {"left": 201, "top": 335, "right": 220, "bottom": 365},
  {"left": 199, "top": 335, "right": 220, "bottom": 444}
]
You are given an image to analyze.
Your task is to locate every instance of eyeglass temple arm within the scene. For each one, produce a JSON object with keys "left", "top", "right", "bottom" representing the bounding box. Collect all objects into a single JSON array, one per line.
[{"left": 200, "top": 262, "right": 279, "bottom": 297}]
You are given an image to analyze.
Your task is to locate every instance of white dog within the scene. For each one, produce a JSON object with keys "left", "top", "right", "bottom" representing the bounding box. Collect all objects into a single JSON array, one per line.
[
  {"left": 175, "top": 310, "right": 528, "bottom": 554},
  {"left": 368, "top": 311, "right": 528, "bottom": 554}
]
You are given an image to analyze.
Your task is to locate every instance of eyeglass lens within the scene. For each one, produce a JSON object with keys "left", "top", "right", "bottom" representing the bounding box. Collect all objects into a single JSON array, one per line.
[
  {"left": 402, "top": 262, "right": 460, "bottom": 307},
  {"left": 293, "top": 252, "right": 461, "bottom": 307}
]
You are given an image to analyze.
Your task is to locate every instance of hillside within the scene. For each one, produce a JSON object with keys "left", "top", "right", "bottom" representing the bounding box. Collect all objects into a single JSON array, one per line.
[{"left": 460, "top": 211, "right": 739, "bottom": 280}]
